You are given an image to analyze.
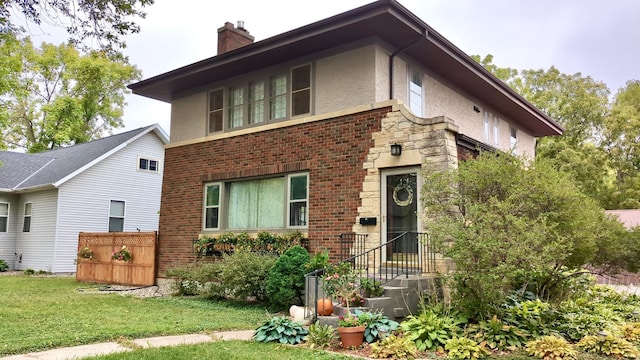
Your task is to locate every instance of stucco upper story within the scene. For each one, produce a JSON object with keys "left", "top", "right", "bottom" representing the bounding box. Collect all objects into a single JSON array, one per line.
[{"left": 129, "top": 0, "right": 563, "bottom": 158}]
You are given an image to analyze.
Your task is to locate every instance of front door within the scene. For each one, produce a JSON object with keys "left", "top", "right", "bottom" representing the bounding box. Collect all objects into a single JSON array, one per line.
[{"left": 382, "top": 168, "right": 419, "bottom": 263}]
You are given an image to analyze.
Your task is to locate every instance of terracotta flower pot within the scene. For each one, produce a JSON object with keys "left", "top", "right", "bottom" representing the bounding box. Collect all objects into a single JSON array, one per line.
[
  {"left": 317, "top": 298, "right": 334, "bottom": 316},
  {"left": 337, "top": 325, "right": 365, "bottom": 348}
]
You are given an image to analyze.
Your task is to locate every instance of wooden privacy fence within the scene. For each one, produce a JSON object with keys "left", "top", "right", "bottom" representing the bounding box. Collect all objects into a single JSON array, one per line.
[{"left": 76, "top": 232, "right": 157, "bottom": 286}]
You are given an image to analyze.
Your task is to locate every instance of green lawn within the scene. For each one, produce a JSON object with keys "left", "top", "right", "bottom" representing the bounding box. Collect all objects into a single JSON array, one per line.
[
  {"left": 89, "top": 340, "right": 353, "bottom": 360},
  {"left": 0, "top": 275, "right": 271, "bottom": 356}
]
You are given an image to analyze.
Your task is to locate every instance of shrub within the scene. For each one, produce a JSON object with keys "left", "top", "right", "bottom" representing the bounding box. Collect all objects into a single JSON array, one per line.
[
  {"left": 576, "top": 333, "right": 639, "bottom": 359},
  {"left": 617, "top": 322, "right": 640, "bottom": 344},
  {"left": 0, "top": 259, "right": 8, "bottom": 272},
  {"left": 253, "top": 316, "right": 308, "bottom": 345},
  {"left": 445, "top": 336, "right": 490, "bottom": 360},
  {"left": 306, "top": 322, "right": 335, "bottom": 349},
  {"left": 165, "top": 262, "right": 221, "bottom": 296},
  {"left": 401, "top": 307, "right": 464, "bottom": 351},
  {"left": 370, "top": 333, "right": 418, "bottom": 359},
  {"left": 24, "top": 268, "right": 35, "bottom": 275},
  {"left": 207, "top": 250, "right": 276, "bottom": 302},
  {"left": 525, "top": 335, "right": 576, "bottom": 360},
  {"left": 265, "top": 245, "right": 309, "bottom": 311},
  {"left": 503, "top": 299, "right": 554, "bottom": 339}
]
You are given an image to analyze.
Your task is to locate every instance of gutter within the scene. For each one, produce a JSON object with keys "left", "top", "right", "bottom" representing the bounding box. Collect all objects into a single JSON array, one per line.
[{"left": 389, "top": 29, "right": 427, "bottom": 100}]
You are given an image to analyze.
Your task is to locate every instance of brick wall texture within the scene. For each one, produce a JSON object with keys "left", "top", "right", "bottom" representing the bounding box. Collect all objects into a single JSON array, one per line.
[{"left": 157, "top": 107, "right": 389, "bottom": 275}]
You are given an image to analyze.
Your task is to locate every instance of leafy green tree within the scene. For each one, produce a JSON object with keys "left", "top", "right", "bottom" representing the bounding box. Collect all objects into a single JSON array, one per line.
[
  {"left": 0, "top": 37, "right": 140, "bottom": 152},
  {"left": 602, "top": 80, "right": 640, "bottom": 209},
  {"left": 0, "top": 0, "right": 154, "bottom": 57},
  {"left": 422, "top": 153, "right": 636, "bottom": 318}
]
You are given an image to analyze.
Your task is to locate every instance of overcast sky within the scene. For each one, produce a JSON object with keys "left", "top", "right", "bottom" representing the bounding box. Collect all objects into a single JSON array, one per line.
[{"left": 25, "top": 0, "right": 640, "bottom": 136}]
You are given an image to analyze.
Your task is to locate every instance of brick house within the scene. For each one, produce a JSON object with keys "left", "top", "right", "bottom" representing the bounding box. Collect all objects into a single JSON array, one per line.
[{"left": 129, "top": 0, "right": 563, "bottom": 276}]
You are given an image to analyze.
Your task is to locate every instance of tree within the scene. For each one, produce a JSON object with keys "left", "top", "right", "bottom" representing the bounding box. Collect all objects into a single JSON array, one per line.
[
  {"left": 422, "top": 153, "right": 637, "bottom": 318},
  {"left": 0, "top": 0, "right": 154, "bottom": 57},
  {"left": 602, "top": 80, "right": 640, "bottom": 209},
  {"left": 0, "top": 36, "right": 140, "bottom": 152}
]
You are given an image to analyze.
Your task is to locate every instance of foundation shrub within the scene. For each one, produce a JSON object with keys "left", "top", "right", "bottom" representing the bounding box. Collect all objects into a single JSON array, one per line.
[
  {"left": 205, "top": 250, "right": 276, "bottom": 302},
  {"left": 264, "top": 245, "right": 309, "bottom": 311}
]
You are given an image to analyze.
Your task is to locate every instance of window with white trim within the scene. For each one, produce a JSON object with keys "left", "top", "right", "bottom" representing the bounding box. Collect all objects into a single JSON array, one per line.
[
  {"left": 510, "top": 127, "right": 518, "bottom": 154},
  {"left": 493, "top": 117, "right": 500, "bottom": 146},
  {"left": 138, "top": 157, "right": 160, "bottom": 172},
  {"left": 483, "top": 111, "right": 491, "bottom": 142},
  {"left": 270, "top": 74, "right": 287, "bottom": 120},
  {"left": 228, "top": 87, "right": 244, "bottom": 128},
  {"left": 109, "top": 200, "right": 125, "bottom": 232},
  {"left": 249, "top": 82, "right": 265, "bottom": 124},
  {"left": 0, "top": 202, "right": 8, "bottom": 232},
  {"left": 291, "top": 64, "right": 311, "bottom": 117},
  {"left": 22, "top": 202, "right": 31, "bottom": 232},
  {"left": 203, "top": 173, "right": 309, "bottom": 231},
  {"left": 409, "top": 67, "right": 423, "bottom": 117},
  {"left": 208, "top": 89, "right": 224, "bottom": 133}
]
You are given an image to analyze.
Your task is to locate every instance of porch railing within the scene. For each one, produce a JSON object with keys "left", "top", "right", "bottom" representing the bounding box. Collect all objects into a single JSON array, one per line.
[{"left": 304, "top": 231, "right": 436, "bottom": 320}]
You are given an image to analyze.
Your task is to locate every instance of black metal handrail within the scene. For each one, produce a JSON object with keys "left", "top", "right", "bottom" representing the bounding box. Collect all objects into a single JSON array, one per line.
[{"left": 304, "top": 231, "right": 436, "bottom": 320}]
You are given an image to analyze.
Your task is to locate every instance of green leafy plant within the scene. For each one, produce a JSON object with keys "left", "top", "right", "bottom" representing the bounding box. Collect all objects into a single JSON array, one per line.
[
  {"left": 206, "top": 250, "right": 276, "bottom": 302},
  {"left": 265, "top": 245, "right": 309, "bottom": 311},
  {"left": 305, "top": 249, "right": 330, "bottom": 272},
  {"left": 165, "top": 262, "right": 221, "bottom": 296},
  {"left": 370, "top": 333, "right": 419, "bottom": 359},
  {"left": 354, "top": 310, "right": 399, "bottom": 343},
  {"left": 617, "top": 322, "right": 640, "bottom": 344},
  {"left": 77, "top": 246, "right": 93, "bottom": 259},
  {"left": 338, "top": 314, "right": 366, "bottom": 328},
  {"left": 111, "top": 245, "right": 132, "bottom": 262},
  {"left": 360, "top": 276, "right": 385, "bottom": 297},
  {"left": 445, "top": 336, "right": 490, "bottom": 360},
  {"left": 525, "top": 335, "right": 576, "bottom": 360},
  {"left": 24, "top": 268, "right": 35, "bottom": 275},
  {"left": 466, "top": 315, "right": 527, "bottom": 351},
  {"left": 401, "top": 307, "right": 463, "bottom": 351},
  {"left": 306, "top": 322, "right": 335, "bottom": 349},
  {"left": 576, "top": 333, "right": 639, "bottom": 358},
  {"left": 504, "top": 299, "right": 553, "bottom": 339},
  {"left": 0, "top": 259, "right": 8, "bottom": 272},
  {"left": 253, "top": 316, "right": 308, "bottom": 345}
]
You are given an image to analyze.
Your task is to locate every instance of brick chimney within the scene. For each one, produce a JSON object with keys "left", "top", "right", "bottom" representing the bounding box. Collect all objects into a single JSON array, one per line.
[{"left": 217, "top": 21, "right": 254, "bottom": 55}]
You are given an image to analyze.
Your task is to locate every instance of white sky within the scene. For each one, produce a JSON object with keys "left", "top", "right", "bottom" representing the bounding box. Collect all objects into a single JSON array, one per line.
[{"left": 23, "top": 0, "right": 640, "bottom": 137}]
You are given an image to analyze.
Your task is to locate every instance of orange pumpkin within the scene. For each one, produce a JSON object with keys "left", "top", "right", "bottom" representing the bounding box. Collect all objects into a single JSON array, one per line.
[{"left": 317, "top": 298, "right": 334, "bottom": 316}]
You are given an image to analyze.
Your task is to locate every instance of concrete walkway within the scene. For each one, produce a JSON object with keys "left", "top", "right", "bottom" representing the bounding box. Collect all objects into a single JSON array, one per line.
[{"left": 1, "top": 330, "right": 255, "bottom": 360}]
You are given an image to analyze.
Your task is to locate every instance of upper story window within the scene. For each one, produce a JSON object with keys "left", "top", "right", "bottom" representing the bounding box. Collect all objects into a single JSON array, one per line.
[
  {"left": 483, "top": 111, "right": 492, "bottom": 142},
  {"left": 510, "top": 127, "right": 518, "bottom": 154},
  {"left": 409, "top": 67, "right": 423, "bottom": 117},
  {"left": 203, "top": 173, "right": 309, "bottom": 231},
  {"left": 138, "top": 157, "right": 160, "bottom": 173},
  {"left": 0, "top": 202, "right": 8, "bottom": 232},
  {"left": 207, "top": 64, "right": 312, "bottom": 134},
  {"left": 23, "top": 202, "right": 32, "bottom": 232},
  {"left": 109, "top": 200, "right": 125, "bottom": 232},
  {"left": 493, "top": 117, "right": 500, "bottom": 147},
  {"left": 208, "top": 89, "right": 224, "bottom": 133}
]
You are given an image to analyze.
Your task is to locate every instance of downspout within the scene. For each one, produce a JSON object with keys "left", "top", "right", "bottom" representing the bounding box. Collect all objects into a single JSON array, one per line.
[{"left": 389, "top": 28, "right": 428, "bottom": 100}]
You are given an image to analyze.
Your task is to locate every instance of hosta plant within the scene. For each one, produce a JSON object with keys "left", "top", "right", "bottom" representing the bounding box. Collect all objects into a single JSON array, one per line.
[
  {"left": 576, "top": 333, "right": 639, "bottom": 359},
  {"left": 445, "top": 336, "right": 490, "bottom": 360},
  {"left": 370, "top": 333, "right": 419, "bottom": 359},
  {"left": 467, "top": 315, "right": 527, "bottom": 351},
  {"left": 306, "top": 322, "right": 335, "bottom": 349},
  {"left": 354, "top": 310, "right": 400, "bottom": 343},
  {"left": 617, "top": 322, "right": 640, "bottom": 344},
  {"left": 253, "top": 316, "right": 308, "bottom": 345},
  {"left": 525, "top": 335, "right": 576, "bottom": 360},
  {"left": 401, "top": 308, "right": 463, "bottom": 351}
]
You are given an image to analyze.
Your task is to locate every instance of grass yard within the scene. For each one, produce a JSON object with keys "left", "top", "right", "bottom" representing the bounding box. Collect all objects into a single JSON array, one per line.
[
  {"left": 89, "top": 340, "right": 353, "bottom": 360},
  {"left": 0, "top": 275, "right": 271, "bottom": 356}
]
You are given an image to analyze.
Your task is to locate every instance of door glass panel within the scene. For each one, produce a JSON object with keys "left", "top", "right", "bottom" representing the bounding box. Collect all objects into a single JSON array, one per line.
[{"left": 385, "top": 172, "right": 418, "bottom": 261}]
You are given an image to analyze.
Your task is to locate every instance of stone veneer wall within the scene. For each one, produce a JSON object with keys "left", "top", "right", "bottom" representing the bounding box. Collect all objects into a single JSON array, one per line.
[{"left": 351, "top": 106, "right": 460, "bottom": 274}]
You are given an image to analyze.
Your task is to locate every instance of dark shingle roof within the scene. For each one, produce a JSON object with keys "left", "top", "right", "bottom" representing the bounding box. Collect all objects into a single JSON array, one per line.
[{"left": 0, "top": 125, "right": 162, "bottom": 191}]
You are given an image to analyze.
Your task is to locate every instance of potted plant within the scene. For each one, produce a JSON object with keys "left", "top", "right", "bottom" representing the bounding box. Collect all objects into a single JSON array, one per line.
[
  {"left": 112, "top": 245, "right": 132, "bottom": 262},
  {"left": 77, "top": 246, "right": 94, "bottom": 261},
  {"left": 336, "top": 311, "right": 367, "bottom": 348},
  {"left": 360, "top": 276, "right": 384, "bottom": 297}
]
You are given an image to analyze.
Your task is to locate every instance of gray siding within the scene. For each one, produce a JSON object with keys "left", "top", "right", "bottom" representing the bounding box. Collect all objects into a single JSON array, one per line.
[
  {"left": 0, "top": 193, "right": 18, "bottom": 269},
  {"left": 54, "top": 132, "right": 164, "bottom": 273},
  {"left": 15, "top": 189, "right": 58, "bottom": 272}
]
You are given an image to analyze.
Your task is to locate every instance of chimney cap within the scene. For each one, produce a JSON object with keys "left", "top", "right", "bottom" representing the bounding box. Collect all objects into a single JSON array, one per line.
[{"left": 237, "top": 20, "right": 245, "bottom": 30}]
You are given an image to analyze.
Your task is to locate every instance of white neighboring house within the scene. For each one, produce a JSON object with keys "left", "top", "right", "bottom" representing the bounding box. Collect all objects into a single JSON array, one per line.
[{"left": 0, "top": 124, "right": 168, "bottom": 273}]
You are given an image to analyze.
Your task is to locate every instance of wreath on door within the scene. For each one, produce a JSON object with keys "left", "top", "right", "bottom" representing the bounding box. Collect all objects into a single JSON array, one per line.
[{"left": 392, "top": 180, "right": 414, "bottom": 207}]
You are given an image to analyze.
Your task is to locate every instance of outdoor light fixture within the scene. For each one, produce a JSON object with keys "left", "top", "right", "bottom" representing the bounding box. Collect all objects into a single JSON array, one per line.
[
  {"left": 597, "top": 331, "right": 608, "bottom": 341},
  {"left": 390, "top": 143, "right": 402, "bottom": 156},
  {"left": 632, "top": 310, "right": 640, "bottom": 320}
]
